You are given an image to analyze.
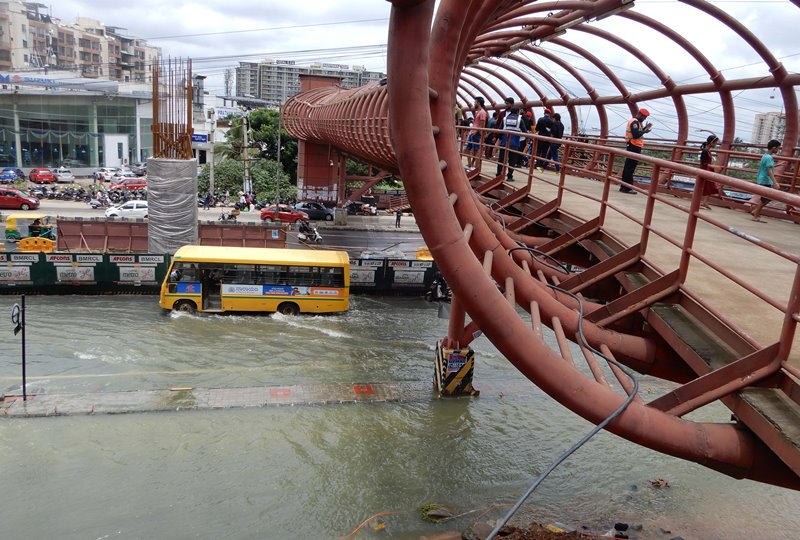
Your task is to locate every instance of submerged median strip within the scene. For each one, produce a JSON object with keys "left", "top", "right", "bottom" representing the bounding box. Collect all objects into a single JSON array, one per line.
[{"left": 0, "top": 380, "right": 535, "bottom": 417}]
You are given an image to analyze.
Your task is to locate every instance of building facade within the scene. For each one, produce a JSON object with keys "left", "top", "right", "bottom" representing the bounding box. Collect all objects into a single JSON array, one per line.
[
  {"left": 0, "top": 1, "right": 159, "bottom": 82},
  {"left": 751, "top": 111, "right": 789, "bottom": 146},
  {"left": 236, "top": 59, "right": 385, "bottom": 104}
]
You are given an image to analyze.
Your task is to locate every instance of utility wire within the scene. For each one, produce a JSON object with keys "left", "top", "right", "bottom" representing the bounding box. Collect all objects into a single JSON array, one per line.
[{"left": 486, "top": 246, "right": 640, "bottom": 539}]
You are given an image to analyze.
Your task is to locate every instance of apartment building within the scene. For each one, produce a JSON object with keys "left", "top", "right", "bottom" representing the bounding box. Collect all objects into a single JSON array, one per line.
[
  {"left": 751, "top": 111, "right": 792, "bottom": 146},
  {"left": 236, "top": 59, "right": 385, "bottom": 103},
  {"left": 0, "top": 2, "right": 159, "bottom": 82}
]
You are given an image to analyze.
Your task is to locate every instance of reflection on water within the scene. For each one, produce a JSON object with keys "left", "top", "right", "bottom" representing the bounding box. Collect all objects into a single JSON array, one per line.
[{"left": 1, "top": 296, "right": 799, "bottom": 539}]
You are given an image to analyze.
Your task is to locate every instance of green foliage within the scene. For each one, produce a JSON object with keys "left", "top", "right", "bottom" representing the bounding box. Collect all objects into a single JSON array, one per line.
[
  {"left": 198, "top": 158, "right": 294, "bottom": 202},
  {"left": 223, "top": 108, "right": 298, "bottom": 182}
]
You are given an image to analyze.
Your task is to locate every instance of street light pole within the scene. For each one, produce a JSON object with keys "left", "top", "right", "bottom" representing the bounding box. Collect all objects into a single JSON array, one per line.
[
  {"left": 209, "top": 109, "right": 215, "bottom": 196},
  {"left": 243, "top": 112, "right": 251, "bottom": 194},
  {"left": 275, "top": 104, "right": 282, "bottom": 205}
]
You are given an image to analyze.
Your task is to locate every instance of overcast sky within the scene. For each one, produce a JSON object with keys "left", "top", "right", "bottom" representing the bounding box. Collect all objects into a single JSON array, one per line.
[{"left": 51, "top": 0, "right": 799, "bottom": 140}]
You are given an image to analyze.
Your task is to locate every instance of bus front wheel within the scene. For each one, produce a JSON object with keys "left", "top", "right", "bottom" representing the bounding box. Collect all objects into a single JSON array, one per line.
[
  {"left": 174, "top": 300, "right": 197, "bottom": 313},
  {"left": 278, "top": 302, "right": 299, "bottom": 316}
]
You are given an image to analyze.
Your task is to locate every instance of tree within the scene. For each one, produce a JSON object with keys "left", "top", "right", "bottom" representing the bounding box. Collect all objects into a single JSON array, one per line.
[
  {"left": 223, "top": 108, "right": 298, "bottom": 183},
  {"left": 198, "top": 159, "right": 294, "bottom": 203}
]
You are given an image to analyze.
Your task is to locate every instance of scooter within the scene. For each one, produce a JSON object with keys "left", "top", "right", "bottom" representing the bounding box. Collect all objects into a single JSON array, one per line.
[{"left": 298, "top": 223, "right": 322, "bottom": 244}]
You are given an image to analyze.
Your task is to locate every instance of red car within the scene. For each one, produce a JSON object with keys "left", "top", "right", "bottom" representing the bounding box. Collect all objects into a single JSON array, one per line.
[
  {"left": 29, "top": 168, "right": 55, "bottom": 184},
  {"left": 110, "top": 177, "right": 148, "bottom": 190},
  {"left": 0, "top": 187, "right": 39, "bottom": 210},
  {"left": 260, "top": 204, "right": 309, "bottom": 223}
]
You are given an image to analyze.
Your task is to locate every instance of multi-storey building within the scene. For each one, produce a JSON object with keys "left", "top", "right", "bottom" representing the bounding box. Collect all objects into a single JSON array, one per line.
[
  {"left": 236, "top": 59, "right": 385, "bottom": 103},
  {"left": 0, "top": 2, "right": 159, "bottom": 82},
  {"left": 751, "top": 111, "right": 794, "bottom": 146}
]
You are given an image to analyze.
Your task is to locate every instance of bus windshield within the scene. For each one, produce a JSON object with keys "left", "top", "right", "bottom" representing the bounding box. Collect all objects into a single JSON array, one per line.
[{"left": 160, "top": 246, "right": 350, "bottom": 315}]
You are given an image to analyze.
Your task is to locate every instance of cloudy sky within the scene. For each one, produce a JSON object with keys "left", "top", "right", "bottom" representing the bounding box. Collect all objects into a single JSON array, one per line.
[
  {"left": 50, "top": 0, "right": 799, "bottom": 140},
  {"left": 54, "top": 0, "right": 392, "bottom": 94}
]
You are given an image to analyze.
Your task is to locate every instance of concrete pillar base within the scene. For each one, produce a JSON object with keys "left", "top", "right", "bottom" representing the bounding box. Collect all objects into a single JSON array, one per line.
[{"left": 434, "top": 341, "right": 480, "bottom": 397}]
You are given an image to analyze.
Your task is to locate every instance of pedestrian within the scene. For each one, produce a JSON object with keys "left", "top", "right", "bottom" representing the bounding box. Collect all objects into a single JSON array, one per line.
[
  {"left": 620, "top": 108, "right": 653, "bottom": 194},
  {"left": 466, "top": 97, "right": 487, "bottom": 169},
  {"left": 484, "top": 112, "right": 498, "bottom": 159},
  {"left": 698, "top": 134, "right": 721, "bottom": 210},
  {"left": 496, "top": 106, "right": 527, "bottom": 182},
  {"left": 534, "top": 109, "right": 554, "bottom": 172},
  {"left": 495, "top": 97, "right": 515, "bottom": 178},
  {"left": 395, "top": 209, "right": 402, "bottom": 228},
  {"left": 547, "top": 113, "right": 565, "bottom": 173},
  {"left": 751, "top": 139, "right": 781, "bottom": 223},
  {"left": 203, "top": 190, "right": 211, "bottom": 210}
]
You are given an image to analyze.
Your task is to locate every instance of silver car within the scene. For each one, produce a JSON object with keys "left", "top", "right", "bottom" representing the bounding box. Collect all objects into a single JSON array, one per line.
[{"left": 54, "top": 168, "right": 75, "bottom": 183}]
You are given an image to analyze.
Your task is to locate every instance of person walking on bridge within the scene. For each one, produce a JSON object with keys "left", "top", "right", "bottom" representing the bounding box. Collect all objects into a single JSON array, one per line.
[
  {"left": 466, "top": 97, "right": 487, "bottom": 170},
  {"left": 620, "top": 108, "right": 653, "bottom": 194},
  {"left": 751, "top": 139, "right": 781, "bottom": 223}
]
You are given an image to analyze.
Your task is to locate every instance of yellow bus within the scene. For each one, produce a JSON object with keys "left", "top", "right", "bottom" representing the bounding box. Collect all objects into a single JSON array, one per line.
[{"left": 160, "top": 245, "right": 350, "bottom": 315}]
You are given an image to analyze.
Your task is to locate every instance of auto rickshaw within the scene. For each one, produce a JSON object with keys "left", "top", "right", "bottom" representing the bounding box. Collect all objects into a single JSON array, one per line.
[{"left": 4, "top": 213, "right": 57, "bottom": 244}]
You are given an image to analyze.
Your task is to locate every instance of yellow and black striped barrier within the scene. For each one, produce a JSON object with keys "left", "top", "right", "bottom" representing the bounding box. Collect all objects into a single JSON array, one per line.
[{"left": 434, "top": 341, "right": 480, "bottom": 397}]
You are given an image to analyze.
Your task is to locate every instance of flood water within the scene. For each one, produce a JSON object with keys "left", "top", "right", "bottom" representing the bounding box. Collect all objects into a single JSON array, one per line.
[{"left": 1, "top": 295, "right": 799, "bottom": 539}]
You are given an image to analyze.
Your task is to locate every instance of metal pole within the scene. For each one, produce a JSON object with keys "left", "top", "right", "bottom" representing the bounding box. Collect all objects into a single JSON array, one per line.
[
  {"left": 209, "top": 110, "right": 215, "bottom": 196},
  {"left": 275, "top": 105, "right": 282, "bottom": 205},
  {"left": 243, "top": 113, "right": 251, "bottom": 195},
  {"left": 21, "top": 295, "right": 26, "bottom": 401}
]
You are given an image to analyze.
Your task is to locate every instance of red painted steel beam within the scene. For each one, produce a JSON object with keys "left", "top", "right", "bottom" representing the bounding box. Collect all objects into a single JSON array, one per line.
[{"left": 284, "top": 0, "right": 800, "bottom": 488}]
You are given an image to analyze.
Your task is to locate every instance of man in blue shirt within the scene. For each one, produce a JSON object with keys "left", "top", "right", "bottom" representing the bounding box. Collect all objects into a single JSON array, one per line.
[{"left": 751, "top": 139, "right": 781, "bottom": 223}]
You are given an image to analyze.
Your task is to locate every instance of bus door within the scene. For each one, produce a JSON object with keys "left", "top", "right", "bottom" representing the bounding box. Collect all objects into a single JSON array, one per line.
[{"left": 201, "top": 265, "right": 223, "bottom": 311}]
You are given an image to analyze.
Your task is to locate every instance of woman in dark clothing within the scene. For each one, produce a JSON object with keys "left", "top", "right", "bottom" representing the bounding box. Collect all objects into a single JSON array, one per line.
[{"left": 699, "top": 134, "right": 720, "bottom": 210}]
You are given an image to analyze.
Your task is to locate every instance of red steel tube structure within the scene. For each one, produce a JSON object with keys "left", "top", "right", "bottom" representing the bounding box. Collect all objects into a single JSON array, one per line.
[{"left": 283, "top": 0, "right": 800, "bottom": 488}]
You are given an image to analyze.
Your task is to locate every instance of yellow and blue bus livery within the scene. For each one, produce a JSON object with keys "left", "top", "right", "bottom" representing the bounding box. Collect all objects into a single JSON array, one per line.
[{"left": 160, "top": 245, "right": 350, "bottom": 315}]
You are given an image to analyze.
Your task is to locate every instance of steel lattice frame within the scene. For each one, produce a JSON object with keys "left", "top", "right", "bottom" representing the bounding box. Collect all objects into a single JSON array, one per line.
[{"left": 283, "top": 0, "right": 800, "bottom": 488}]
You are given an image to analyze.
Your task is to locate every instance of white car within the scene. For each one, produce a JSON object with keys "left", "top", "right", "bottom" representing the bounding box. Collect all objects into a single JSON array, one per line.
[
  {"left": 111, "top": 171, "right": 139, "bottom": 183},
  {"left": 105, "top": 200, "right": 148, "bottom": 219},
  {"left": 54, "top": 167, "right": 75, "bottom": 183},
  {"left": 94, "top": 167, "right": 118, "bottom": 182}
]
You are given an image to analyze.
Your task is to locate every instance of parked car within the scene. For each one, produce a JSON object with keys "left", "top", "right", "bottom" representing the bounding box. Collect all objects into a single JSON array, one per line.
[
  {"left": 344, "top": 200, "right": 378, "bottom": 216},
  {"left": 0, "top": 170, "right": 17, "bottom": 184},
  {"left": 94, "top": 167, "right": 118, "bottom": 182},
  {"left": 0, "top": 187, "right": 39, "bottom": 210},
  {"left": 260, "top": 204, "right": 309, "bottom": 223},
  {"left": 54, "top": 167, "right": 75, "bottom": 183},
  {"left": 130, "top": 162, "right": 147, "bottom": 176},
  {"left": 111, "top": 170, "right": 139, "bottom": 183},
  {"left": 295, "top": 201, "right": 334, "bottom": 221},
  {"left": 29, "top": 168, "right": 56, "bottom": 184},
  {"left": 105, "top": 200, "right": 148, "bottom": 219},
  {"left": 2, "top": 167, "right": 25, "bottom": 179},
  {"left": 110, "top": 177, "right": 148, "bottom": 191}
]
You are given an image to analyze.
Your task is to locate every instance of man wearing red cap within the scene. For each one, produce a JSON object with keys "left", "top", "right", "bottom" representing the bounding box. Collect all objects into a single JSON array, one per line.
[{"left": 620, "top": 108, "right": 653, "bottom": 193}]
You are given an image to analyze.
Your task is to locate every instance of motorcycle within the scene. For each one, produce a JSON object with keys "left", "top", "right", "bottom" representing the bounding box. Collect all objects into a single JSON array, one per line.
[
  {"left": 219, "top": 208, "right": 240, "bottom": 223},
  {"left": 297, "top": 222, "right": 322, "bottom": 244}
]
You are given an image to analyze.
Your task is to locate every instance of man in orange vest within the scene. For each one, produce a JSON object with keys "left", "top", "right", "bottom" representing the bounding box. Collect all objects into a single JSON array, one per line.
[{"left": 620, "top": 108, "right": 652, "bottom": 194}]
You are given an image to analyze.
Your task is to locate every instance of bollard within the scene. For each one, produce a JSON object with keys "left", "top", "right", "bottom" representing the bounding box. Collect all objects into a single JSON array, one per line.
[
  {"left": 434, "top": 341, "right": 479, "bottom": 397},
  {"left": 10, "top": 295, "right": 26, "bottom": 400}
]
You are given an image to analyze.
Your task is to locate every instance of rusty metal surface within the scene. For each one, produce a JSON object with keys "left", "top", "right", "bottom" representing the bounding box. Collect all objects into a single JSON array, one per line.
[
  {"left": 151, "top": 58, "right": 194, "bottom": 160},
  {"left": 282, "top": 0, "right": 800, "bottom": 488}
]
